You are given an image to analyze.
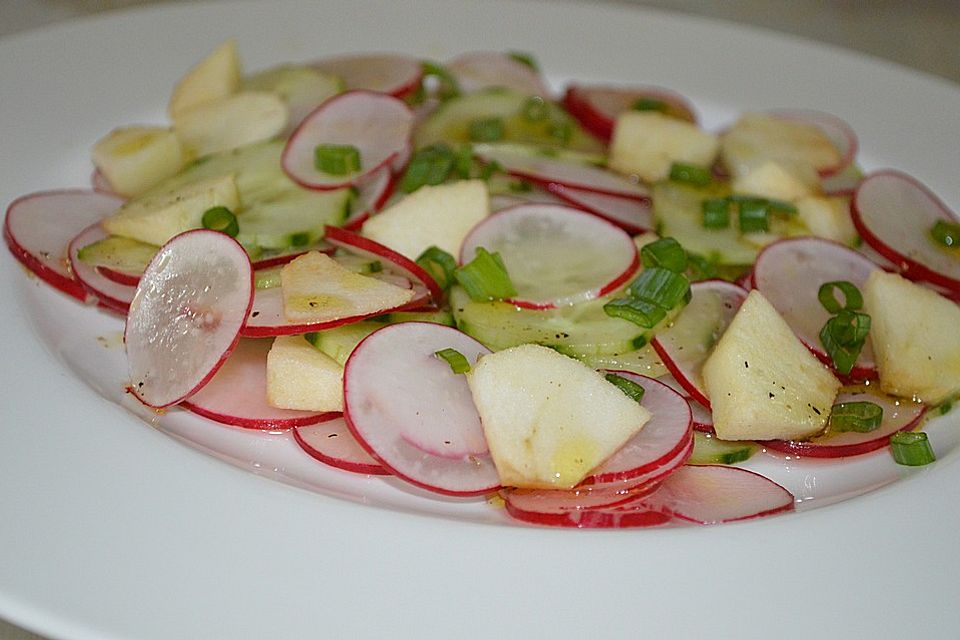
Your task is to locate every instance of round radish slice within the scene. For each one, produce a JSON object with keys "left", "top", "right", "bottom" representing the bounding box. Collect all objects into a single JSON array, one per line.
[
  {"left": 96, "top": 265, "right": 141, "bottom": 287},
  {"left": 769, "top": 109, "right": 857, "bottom": 177},
  {"left": 312, "top": 53, "right": 423, "bottom": 98},
  {"left": 90, "top": 169, "right": 117, "bottom": 195},
  {"left": 342, "top": 166, "right": 395, "bottom": 231},
  {"left": 503, "top": 480, "right": 671, "bottom": 528},
  {"left": 585, "top": 429, "right": 693, "bottom": 489},
  {"left": 475, "top": 148, "right": 650, "bottom": 200},
  {"left": 562, "top": 84, "right": 697, "bottom": 143},
  {"left": 343, "top": 322, "right": 500, "bottom": 496},
  {"left": 656, "top": 374, "right": 715, "bottom": 433},
  {"left": 588, "top": 373, "right": 693, "bottom": 482},
  {"left": 460, "top": 204, "right": 639, "bottom": 308},
  {"left": 249, "top": 241, "right": 335, "bottom": 271},
  {"left": 283, "top": 90, "right": 414, "bottom": 190},
  {"left": 125, "top": 229, "right": 253, "bottom": 409},
  {"left": 761, "top": 387, "right": 926, "bottom": 458},
  {"left": 180, "top": 339, "right": 337, "bottom": 430},
  {"left": 67, "top": 223, "right": 137, "bottom": 314},
  {"left": 637, "top": 465, "right": 795, "bottom": 524},
  {"left": 821, "top": 163, "right": 863, "bottom": 197},
  {"left": 651, "top": 280, "right": 749, "bottom": 408},
  {"left": 852, "top": 170, "right": 960, "bottom": 293},
  {"left": 547, "top": 183, "right": 653, "bottom": 234},
  {"left": 753, "top": 237, "right": 880, "bottom": 380},
  {"left": 4, "top": 189, "right": 123, "bottom": 302},
  {"left": 294, "top": 417, "right": 389, "bottom": 476},
  {"left": 446, "top": 51, "right": 550, "bottom": 96}
]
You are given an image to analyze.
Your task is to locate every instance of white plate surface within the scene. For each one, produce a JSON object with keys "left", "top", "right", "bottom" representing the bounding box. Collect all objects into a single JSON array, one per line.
[{"left": 2, "top": 1, "right": 960, "bottom": 638}]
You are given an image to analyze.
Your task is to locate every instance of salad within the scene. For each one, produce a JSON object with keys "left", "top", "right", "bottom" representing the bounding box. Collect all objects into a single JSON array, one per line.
[{"left": 4, "top": 43, "right": 959, "bottom": 528}]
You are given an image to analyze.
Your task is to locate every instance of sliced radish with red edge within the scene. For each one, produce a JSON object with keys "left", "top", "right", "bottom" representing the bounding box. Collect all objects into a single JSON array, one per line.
[
  {"left": 294, "top": 416, "right": 389, "bottom": 476},
  {"left": 342, "top": 166, "right": 395, "bottom": 231},
  {"left": 562, "top": 84, "right": 697, "bottom": 143},
  {"left": 547, "top": 183, "right": 654, "bottom": 234},
  {"left": 67, "top": 223, "right": 137, "bottom": 313},
  {"left": 769, "top": 109, "right": 857, "bottom": 177},
  {"left": 446, "top": 51, "right": 550, "bottom": 96},
  {"left": 312, "top": 53, "right": 423, "bottom": 98}
]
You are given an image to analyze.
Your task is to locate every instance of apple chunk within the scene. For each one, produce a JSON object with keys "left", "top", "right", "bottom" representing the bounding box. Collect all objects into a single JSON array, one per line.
[
  {"left": 466, "top": 343, "right": 650, "bottom": 489},
  {"left": 608, "top": 111, "right": 719, "bottom": 184},
  {"left": 266, "top": 335, "right": 343, "bottom": 412},
  {"left": 169, "top": 40, "right": 241, "bottom": 117},
  {"left": 863, "top": 270, "right": 960, "bottom": 404},
  {"left": 701, "top": 290, "right": 840, "bottom": 441},
  {"left": 91, "top": 126, "right": 186, "bottom": 197}
]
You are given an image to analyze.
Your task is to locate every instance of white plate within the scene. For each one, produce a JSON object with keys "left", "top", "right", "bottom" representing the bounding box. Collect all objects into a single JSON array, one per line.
[{"left": 2, "top": 1, "right": 960, "bottom": 638}]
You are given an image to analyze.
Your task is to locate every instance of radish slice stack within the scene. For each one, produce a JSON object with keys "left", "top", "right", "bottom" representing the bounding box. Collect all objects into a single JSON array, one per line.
[
  {"left": 294, "top": 417, "right": 389, "bottom": 476},
  {"left": 4, "top": 190, "right": 123, "bottom": 302},
  {"left": 547, "top": 183, "right": 654, "bottom": 234},
  {"left": 652, "top": 280, "right": 749, "bottom": 408},
  {"left": 343, "top": 322, "right": 500, "bottom": 496},
  {"left": 852, "top": 170, "right": 960, "bottom": 294},
  {"left": 460, "top": 204, "right": 639, "bottom": 308},
  {"left": 341, "top": 167, "right": 395, "bottom": 231},
  {"left": 769, "top": 109, "right": 858, "bottom": 177},
  {"left": 282, "top": 91, "right": 414, "bottom": 190},
  {"left": 125, "top": 229, "right": 254, "bottom": 408},
  {"left": 311, "top": 53, "right": 423, "bottom": 98},
  {"left": 753, "top": 237, "right": 880, "bottom": 380},
  {"left": 562, "top": 84, "right": 697, "bottom": 143},
  {"left": 446, "top": 51, "right": 551, "bottom": 96},
  {"left": 67, "top": 223, "right": 138, "bottom": 313}
]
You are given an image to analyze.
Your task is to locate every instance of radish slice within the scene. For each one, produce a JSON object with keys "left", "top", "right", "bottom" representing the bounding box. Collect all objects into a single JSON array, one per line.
[
  {"left": 342, "top": 166, "right": 395, "bottom": 231},
  {"left": 769, "top": 109, "right": 857, "bottom": 177},
  {"left": 180, "top": 339, "right": 337, "bottom": 430},
  {"left": 753, "top": 237, "right": 880, "bottom": 380},
  {"left": 562, "top": 84, "right": 697, "bottom": 143},
  {"left": 587, "top": 373, "right": 693, "bottom": 482},
  {"left": 821, "top": 163, "right": 863, "bottom": 197},
  {"left": 475, "top": 148, "right": 650, "bottom": 200},
  {"left": 249, "top": 241, "right": 336, "bottom": 271},
  {"left": 638, "top": 465, "right": 795, "bottom": 524},
  {"left": 125, "top": 229, "right": 253, "bottom": 408},
  {"left": 502, "top": 479, "right": 670, "bottom": 528},
  {"left": 852, "top": 170, "right": 960, "bottom": 293},
  {"left": 67, "top": 223, "right": 137, "bottom": 313},
  {"left": 761, "top": 387, "right": 926, "bottom": 458},
  {"left": 446, "top": 51, "right": 550, "bottom": 96},
  {"left": 651, "top": 280, "right": 749, "bottom": 408},
  {"left": 90, "top": 169, "right": 117, "bottom": 195},
  {"left": 293, "top": 417, "right": 389, "bottom": 476},
  {"left": 586, "top": 430, "right": 693, "bottom": 489},
  {"left": 656, "top": 374, "right": 715, "bottom": 433},
  {"left": 4, "top": 190, "right": 123, "bottom": 302},
  {"left": 343, "top": 322, "right": 500, "bottom": 496},
  {"left": 312, "top": 53, "right": 423, "bottom": 98},
  {"left": 547, "top": 183, "right": 654, "bottom": 234},
  {"left": 282, "top": 91, "right": 414, "bottom": 190},
  {"left": 323, "top": 225, "right": 443, "bottom": 304},
  {"left": 505, "top": 495, "right": 671, "bottom": 528},
  {"left": 459, "top": 203, "right": 639, "bottom": 308},
  {"left": 96, "top": 265, "right": 141, "bottom": 287}
]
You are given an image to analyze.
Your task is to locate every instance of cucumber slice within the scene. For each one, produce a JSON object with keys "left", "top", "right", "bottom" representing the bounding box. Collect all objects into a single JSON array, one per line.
[
  {"left": 688, "top": 431, "right": 757, "bottom": 465},
  {"left": 254, "top": 266, "right": 282, "bottom": 290},
  {"left": 450, "top": 285, "right": 651, "bottom": 356},
  {"left": 76, "top": 235, "right": 159, "bottom": 275},
  {"left": 415, "top": 89, "right": 602, "bottom": 153},
  {"left": 243, "top": 64, "right": 343, "bottom": 132},
  {"left": 306, "top": 310, "right": 453, "bottom": 365},
  {"left": 571, "top": 344, "right": 668, "bottom": 378}
]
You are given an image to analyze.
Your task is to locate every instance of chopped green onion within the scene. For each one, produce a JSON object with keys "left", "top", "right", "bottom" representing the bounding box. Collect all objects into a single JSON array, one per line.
[
  {"left": 818, "top": 280, "right": 863, "bottom": 313},
  {"left": 420, "top": 60, "right": 460, "bottom": 101},
  {"left": 738, "top": 198, "right": 770, "bottom": 233},
  {"left": 605, "top": 373, "right": 646, "bottom": 403},
  {"left": 521, "top": 96, "right": 549, "bottom": 122},
  {"left": 632, "top": 97, "right": 668, "bottom": 113},
  {"left": 890, "top": 431, "right": 936, "bottom": 466},
  {"left": 547, "top": 121, "right": 573, "bottom": 145},
  {"left": 669, "top": 162, "right": 712, "bottom": 187},
  {"left": 289, "top": 232, "right": 310, "bottom": 247},
  {"left": 314, "top": 144, "right": 361, "bottom": 176},
  {"left": 702, "top": 198, "right": 731, "bottom": 229},
  {"left": 508, "top": 51, "right": 539, "bottom": 71},
  {"left": 201, "top": 206, "right": 239, "bottom": 237},
  {"left": 366, "top": 260, "right": 383, "bottom": 274},
  {"left": 930, "top": 220, "right": 960, "bottom": 248},
  {"left": 685, "top": 252, "right": 720, "bottom": 281},
  {"left": 455, "top": 247, "right": 516, "bottom": 301},
  {"left": 399, "top": 144, "right": 456, "bottom": 193},
  {"left": 819, "top": 310, "right": 871, "bottom": 375},
  {"left": 640, "top": 237, "right": 688, "bottom": 273},
  {"left": 508, "top": 180, "right": 533, "bottom": 193},
  {"left": 468, "top": 117, "right": 505, "bottom": 142},
  {"left": 628, "top": 267, "right": 691, "bottom": 310},
  {"left": 434, "top": 348, "right": 471, "bottom": 374},
  {"left": 828, "top": 401, "right": 883, "bottom": 433},
  {"left": 416, "top": 246, "right": 458, "bottom": 291},
  {"left": 767, "top": 198, "right": 798, "bottom": 217},
  {"left": 603, "top": 296, "right": 667, "bottom": 328},
  {"left": 454, "top": 144, "right": 474, "bottom": 179},
  {"left": 478, "top": 159, "right": 503, "bottom": 181}
]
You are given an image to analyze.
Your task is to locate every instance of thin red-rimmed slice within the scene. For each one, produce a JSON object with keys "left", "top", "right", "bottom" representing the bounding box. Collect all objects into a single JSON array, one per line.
[
  {"left": 90, "top": 168, "right": 117, "bottom": 195},
  {"left": 852, "top": 170, "right": 960, "bottom": 293},
  {"left": 342, "top": 166, "right": 395, "bottom": 231},
  {"left": 249, "top": 241, "right": 336, "bottom": 271},
  {"left": 125, "top": 229, "right": 253, "bottom": 409},
  {"left": 446, "top": 51, "right": 550, "bottom": 96},
  {"left": 652, "top": 280, "right": 749, "bottom": 408},
  {"left": 460, "top": 203, "right": 639, "bottom": 309},
  {"left": 657, "top": 374, "right": 715, "bottom": 433},
  {"left": 585, "top": 428, "right": 694, "bottom": 489},
  {"left": 282, "top": 90, "right": 414, "bottom": 190},
  {"left": 753, "top": 237, "right": 880, "bottom": 380},
  {"left": 96, "top": 265, "right": 141, "bottom": 287},
  {"left": 180, "top": 338, "right": 337, "bottom": 430},
  {"left": 637, "top": 465, "right": 795, "bottom": 524},
  {"left": 769, "top": 109, "right": 857, "bottom": 177},
  {"left": 562, "top": 83, "right": 697, "bottom": 143},
  {"left": 587, "top": 373, "right": 693, "bottom": 482},
  {"left": 502, "top": 479, "right": 671, "bottom": 528},
  {"left": 67, "top": 223, "right": 137, "bottom": 313},
  {"left": 547, "top": 182, "right": 654, "bottom": 234},
  {"left": 4, "top": 189, "right": 123, "bottom": 302},
  {"left": 312, "top": 53, "right": 423, "bottom": 98},
  {"left": 761, "top": 387, "right": 926, "bottom": 458},
  {"left": 293, "top": 416, "right": 390, "bottom": 476},
  {"left": 324, "top": 224, "right": 443, "bottom": 304},
  {"left": 343, "top": 322, "right": 500, "bottom": 496},
  {"left": 475, "top": 148, "right": 650, "bottom": 200},
  {"left": 821, "top": 163, "right": 863, "bottom": 197}
]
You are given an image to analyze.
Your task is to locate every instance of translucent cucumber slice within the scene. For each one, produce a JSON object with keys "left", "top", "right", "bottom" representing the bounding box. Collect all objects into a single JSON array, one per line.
[
  {"left": 243, "top": 63, "right": 343, "bottom": 133},
  {"left": 688, "top": 432, "right": 757, "bottom": 465},
  {"left": 75, "top": 235, "right": 158, "bottom": 278}
]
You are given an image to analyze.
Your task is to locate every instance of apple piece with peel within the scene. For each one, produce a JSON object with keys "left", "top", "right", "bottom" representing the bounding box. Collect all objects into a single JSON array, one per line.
[
  {"left": 361, "top": 179, "right": 489, "bottom": 260},
  {"left": 266, "top": 335, "right": 343, "bottom": 412},
  {"left": 863, "top": 270, "right": 960, "bottom": 404},
  {"left": 466, "top": 343, "right": 651, "bottom": 489},
  {"left": 102, "top": 174, "right": 239, "bottom": 246},
  {"left": 701, "top": 290, "right": 840, "bottom": 441},
  {"left": 607, "top": 111, "right": 719, "bottom": 184},
  {"left": 91, "top": 126, "right": 186, "bottom": 198},
  {"left": 168, "top": 39, "right": 241, "bottom": 118},
  {"left": 280, "top": 251, "right": 415, "bottom": 323},
  {"left": 173, "top": 91, "right": 288, "bottom": 157}
]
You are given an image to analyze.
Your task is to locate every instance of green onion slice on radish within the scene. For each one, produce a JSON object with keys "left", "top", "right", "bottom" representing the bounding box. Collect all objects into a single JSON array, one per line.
[
  {"left": 640, "top": 237, "right": 687, "bottom": 273},
  {"left": 890, "top": 431, "right": 936, "bottom": 466},
  {"left": 201, "top": 206, "right": 239, "bottom": 237},
  {"left": 455, "top": 247, "right": 516, "bottom": 301},
  {"left": 828, "top": 401, "right": 883, "bottom": 433},
  {"left": 314, "top": 143, "right": 362, "bottom": 176},
  {"left": 434, "top": 348, "right": 471, "bottom": 374},
  {"left": 818, "top": 280, "right": 863, "bottom": 313},
  {"left": 604, "top": 373, "right": 646, "bottom": 403},
  {"left": 415, "top": 246, "right": 458, "bottom": 291}
]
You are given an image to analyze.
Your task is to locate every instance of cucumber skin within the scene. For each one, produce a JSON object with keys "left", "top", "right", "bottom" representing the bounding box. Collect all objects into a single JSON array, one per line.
[
  {"left": 307, "top": 310, "right": 454, "bottom": 365},
  {"left": 75, "top": 236, "right": 158, "bottom": 275},
  {"left": 688, "top": 431, "right": 757, "bottom": 465}
]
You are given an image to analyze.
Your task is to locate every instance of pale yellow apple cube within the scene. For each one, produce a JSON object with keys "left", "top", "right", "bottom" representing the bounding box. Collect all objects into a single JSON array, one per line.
[
  {"left": 266, "top": 335, "right": 343, "bottom": 412},
  {"left": 169, "top": 40, "right": 241, "bottom": 117},
  {"left": 732, "top": 160, "right": 815, "bottom": 202},
  {"left": 721, "top": 112, "right": 841, "bottom": 178},
  {"left": 173, "top": 91, "right": 288, "bottom": 157},
  {"left": 608, "top": 111, "right": 719, "bottom": 184},
  {"left": 795, "top": 195, "right": 858, "bottom": 245},
  {"left": 92, "top": 126, "right": 186, "bottom": 198}
]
